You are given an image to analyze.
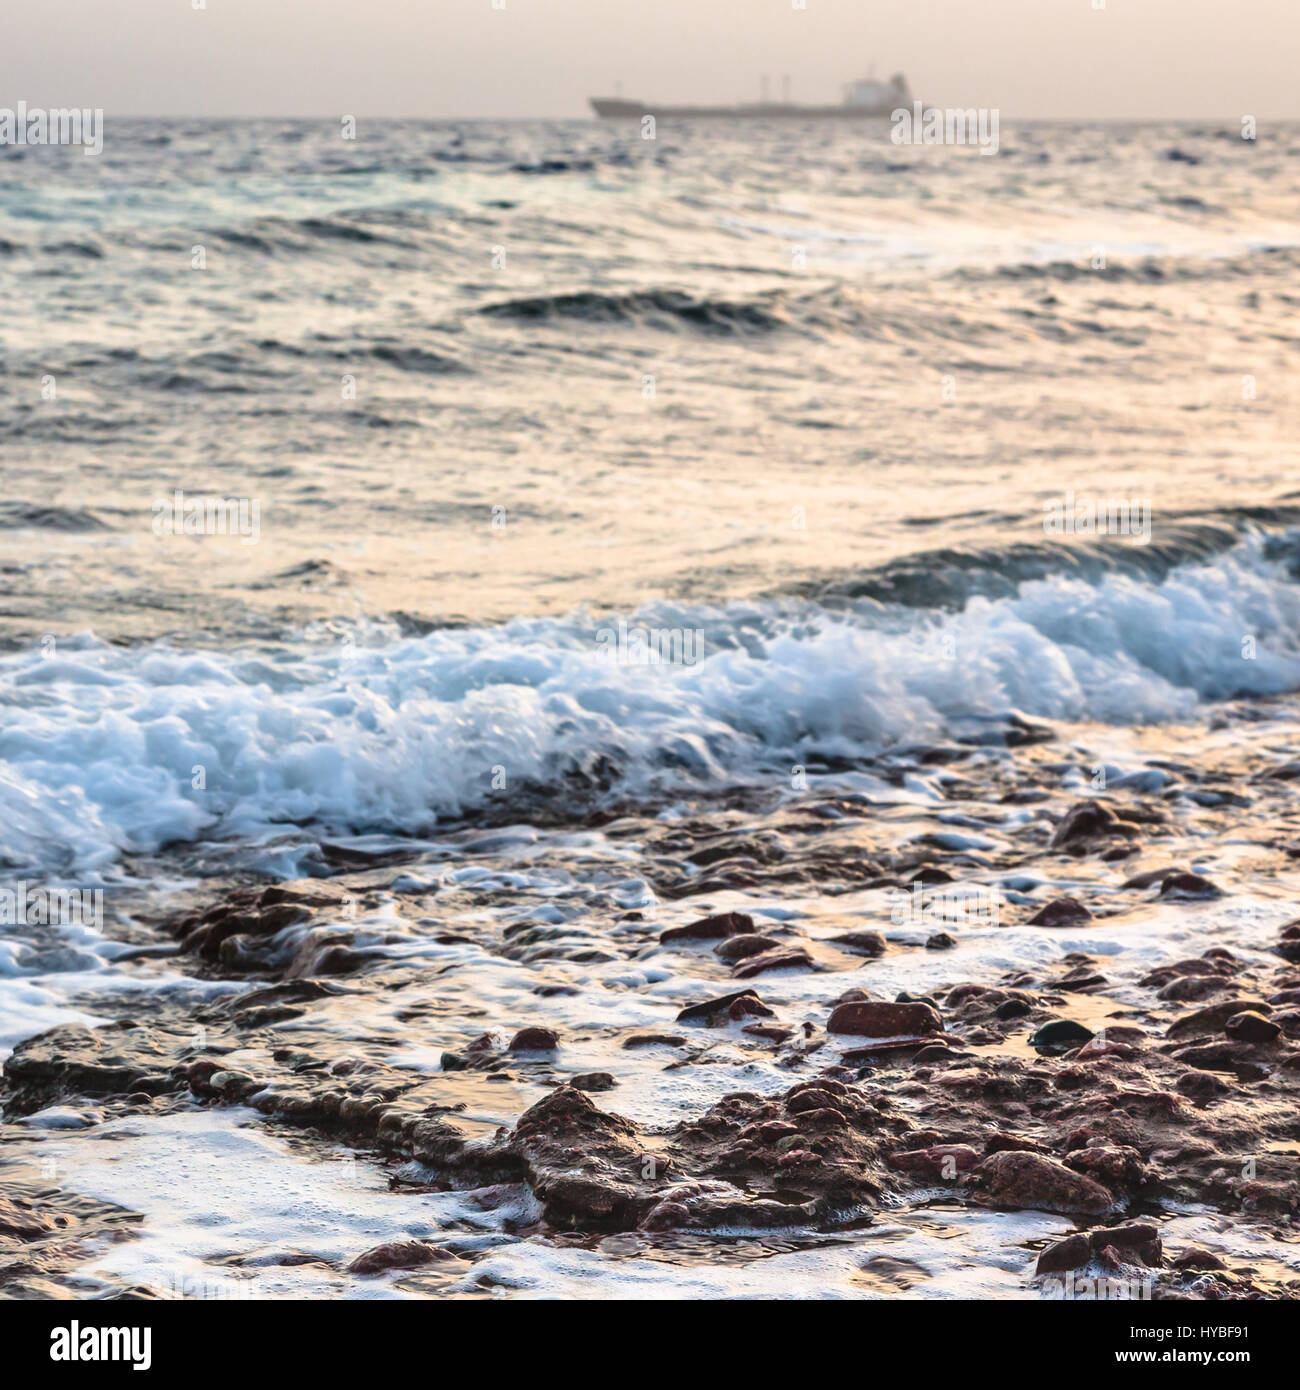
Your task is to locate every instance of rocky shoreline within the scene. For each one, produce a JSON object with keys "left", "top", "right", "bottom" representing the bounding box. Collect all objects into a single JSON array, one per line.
[{"left": 4, "top": 720, "right": 1300, "bottom": 1298}]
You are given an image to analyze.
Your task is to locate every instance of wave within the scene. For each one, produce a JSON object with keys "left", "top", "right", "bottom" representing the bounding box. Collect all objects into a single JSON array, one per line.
[
  {"left": 0, "top": 502, "right": 111, "bottom": 533},
  {"left": 787, "top": 512, "right": 1300, "bottom": 610},
  {"left": 950, "top": 244, "right": 1300, "bottom": 287},
  {"left": 477, "top": 287, "right": 793, "bottom": 334},
  {"left": 3, "top": 529, "right": 1300, "bottom": 877}
]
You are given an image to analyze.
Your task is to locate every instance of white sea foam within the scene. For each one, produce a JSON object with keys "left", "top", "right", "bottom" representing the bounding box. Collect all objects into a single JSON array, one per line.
[{"left": 2, "top": 532, "right": 1299, "bottom": 877}]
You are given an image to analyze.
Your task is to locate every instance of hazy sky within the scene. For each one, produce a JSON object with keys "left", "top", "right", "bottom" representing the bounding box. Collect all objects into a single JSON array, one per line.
[{"left": 5, "top": 0, "right": 1297, "bottom": 119}]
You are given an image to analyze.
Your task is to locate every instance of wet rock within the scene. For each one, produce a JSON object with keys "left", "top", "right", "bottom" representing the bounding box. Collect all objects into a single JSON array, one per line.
[
  {"left": 742, "top": 1024, "right": 794, "bottom": 1043},
  {"left": 1175, "top": 1070, "right": 1232, "bottom": 1100},
  {"left": 508, "top": 1027, "right": 559, "bottom": 1052},
  {"left": 1157, "top": 975, "right": 1232, "bottom": 1002},
  {"left": 1050, "top": 801, "right": 1125, "bottom": 852},
  {"left": 1171, "top": 1039, "right": 1260, "bottom": 1071},
  {"left": 714, "top": 934, "right": 781, "bottom": 961},
  {"left": 985, "top": 1133, "right": 1044, "bottom": 1155},
  {"left": 977, "top": 1151, "right": 1113, "bottom": 1215},
  {"left": 346, "top": 1241, "right": 459, "bottom": 1275},
  {"left": 639, "top": 1201, "right": 690, "bottom": 1232},
  {"left": 569, "top": 1072, "right": 617, "bottom": 1092},
  {"left": 1029, "top": 1019, "right": 1094, "bottom": 1053},
  {"left": 622, "top": 1034, "right": 686, "bottom": 1049},
  {"left": 659, "top": 912, "right": 754, "bottom": 944},
  {"left": 887, "top": 1144, "right": 979, "bottom": 1178},
  {"left": 926, "top": 932, "right": 957, "bottom": 950},
  {"left": 1027, "top": 898, "right": 1092, "bottom": 927},
  {"left": 509, "top": 1087, "right": 648, "bottom": 1228},
  {"left": 732, "top": 946, "right": 814, "bottom": 979},
  {"left": 827, "top": 1001, "right": 942, "bottom": 1037},
  {"left": 1035, "top": 1221, "right": 1161, "bottom": 1275},
  {"left": 909, "top": 866, "right": 955, "bottom": 884},
  {"left": 1277, "top": 924, "right": 1300, "bottom": 964},
  {"left": 1158, "top": 872, "right": 1222, "bottom": 900},
  {"left": 1122, "top": 866, "right": 1188, "bottom": 891},
  {"left": 676, "top": 990, "right": 772, "bottom": 1023},
  {"left": 0, "top": 1197, "right": 58, "bottom": 1241},
  {"left": 208, "top": 1069, "right": 260, "bottom": 1102},
  {"left": 3, "top": 1023, "right": 183, "bottom": 1112},
  {"left": 1166, "top": 999, "right": 1271, "bottom": 1040},
  {"left": 1139, "top": 956, "right": 1235, "bottom": 988},
  {"left": 1034, "top": 1232, "right": 1091, "bottom": 1274},
  {"left": 1059, "top": 965, "right": 1108, "bottom": 991},
  {"left": 1172, "top": 1246, "right": 1226, "bottom": 1271},
  {"left": 1075, "top": 1027, "right": 1146, "bottom": 1058},
  {"left": 1065, "top": 1144, "right": 1149, "bottom": 1190},
  {"left": 830, "top": 930, "right": 887, "bottom": 956},
  {"left": 995, "top": 998, "right": 1032, "bottom": 1020},
  {"left": 668, "top": 1079, "right": 893, "bottom": 1217},
  {"left": 1224, "top": 1011, "right": 1281, "bottom": 1043}
]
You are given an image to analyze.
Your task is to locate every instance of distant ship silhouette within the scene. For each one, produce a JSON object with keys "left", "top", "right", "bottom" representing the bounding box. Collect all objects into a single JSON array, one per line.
[{"left": 591, "top": 72, "right": 912, "bottom": 119}]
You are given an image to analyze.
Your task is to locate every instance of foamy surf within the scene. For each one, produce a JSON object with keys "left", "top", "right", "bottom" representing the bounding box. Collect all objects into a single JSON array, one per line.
[{"left": 3, "top": 529, "right": 1300, "bottom": 878}]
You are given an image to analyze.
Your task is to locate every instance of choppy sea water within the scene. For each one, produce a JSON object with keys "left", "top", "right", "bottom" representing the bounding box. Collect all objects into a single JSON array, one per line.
[{"left": 2, "top": 118, "right": 1300, "bottom": 1300}]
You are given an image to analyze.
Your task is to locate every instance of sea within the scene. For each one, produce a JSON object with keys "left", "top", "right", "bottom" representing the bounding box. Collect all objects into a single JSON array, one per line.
[{"left": 1, "top": 116, "right": 1299, "bottom": 1299}]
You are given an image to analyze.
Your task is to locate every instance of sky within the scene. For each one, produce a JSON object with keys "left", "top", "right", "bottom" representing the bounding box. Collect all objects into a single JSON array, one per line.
[{"left": 4, "top": 0, "right": 1297, "bottom": 119}]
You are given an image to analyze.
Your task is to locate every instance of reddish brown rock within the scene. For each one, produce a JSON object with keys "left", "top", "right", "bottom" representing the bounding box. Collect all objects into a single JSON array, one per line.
[
  {"left": 622, "top": 1033, "right": 686, "bottom": 1048},
  {"left": 346, "top": 1241, "right": 459, "bottom": 1275},
  {"left": 1224, "top": 1011, "right": 1281, "bottom": 1043},
  {"left": 887, "top": 1144, "right": 979, "bottom": 1178},
  {"left": 714, "top": 934, "right": 781, "bottom": 961},
  {"left": 1034, "top": 1232, "right": 1091, "bottom": 1274},
  {"left": 569, "top": 1072, "right": 617, "bottom": 1091},
  {"left": 660, "top": 912, "right": 754, "bottom": 944},
  {"left": 1065, "top": 1144, "right": 1149, "bottom": 1190},
  {"left": 827, "top": 1000, "right": 942, "bottom": 1037},
  {"left": 742, "top": 1024, "right": 794, "bottom": 1043},
  {"left": 1140, "top": 956, "right": 1235, "bottom": 988},
  {"left": 1027, "top": 898, "right": 1092, "bottom": 927},
  {"left": 831, "top": 930, "right": 887, "bottom": 956},
  {"left": 676, "top": 990, "right": 772, "bottom": 1023},
  {"left": 639, "top": 1201, "right": 690, "bottom": 1232},
  {"left": 508, "top": 1027, "right": 559, "bottom": 1052},
  {"left": 977, "top": 1150, "right": 1114, "bottom": 1215},
  {"left": 1158, "top": 872, "right": 1222, "bottom": 900},
  {"left": 0, "top": 1197, "right": 58, "bottom": 1241},
  {"left": 1051, "top": 801, "right": 1139, "bottom": 852},
  {"left": 1172, "top": 1246, "right": 1226, "bottom": 1271},
  {"left": 1166, "top": 999, "right": 1271, "bottom": 1040},
  {"left": 1122, "top": 866, "right": 1187, "bottom": 891},
  {"left": 1157, "top": 975, "right": 1232, "bottom": 1002},
  {"left": 732, "top": 946, "right": 814, "bottom": 979},
  {"left": 1035, "top": 1221, "right": 1161, "bottom": 1275}
]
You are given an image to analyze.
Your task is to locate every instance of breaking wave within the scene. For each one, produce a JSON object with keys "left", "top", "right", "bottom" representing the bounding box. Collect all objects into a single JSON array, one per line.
[{"left": 3, "top": 529, "right": 1300, "bottom": 877}]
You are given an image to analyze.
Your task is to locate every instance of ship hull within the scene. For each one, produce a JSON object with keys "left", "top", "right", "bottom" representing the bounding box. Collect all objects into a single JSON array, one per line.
[{"left": 590, "top": 99, "right": 899, "bottom": 120}]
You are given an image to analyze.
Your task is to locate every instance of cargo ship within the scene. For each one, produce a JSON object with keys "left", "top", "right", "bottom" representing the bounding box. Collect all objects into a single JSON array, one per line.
[{"left": 591, "top": 72, "right": 912, "bottom": 120}]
